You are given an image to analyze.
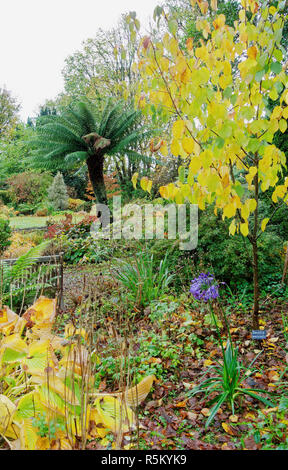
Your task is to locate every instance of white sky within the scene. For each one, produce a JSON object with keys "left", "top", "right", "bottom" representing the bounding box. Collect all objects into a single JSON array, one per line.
[{"left": 0, "top": 0, "right": 160, "bottom": 121}]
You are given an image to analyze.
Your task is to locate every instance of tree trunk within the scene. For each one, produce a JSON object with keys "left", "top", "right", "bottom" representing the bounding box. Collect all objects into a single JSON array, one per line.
[
  {"left": 252, "top": 238, "right": 259, "bottom": 329},
  {"left": 252, "top": 164, "right": 260, "bottom": 330},
  {"left": 86, "top": 153, "right": 108, "bottom": 216}
]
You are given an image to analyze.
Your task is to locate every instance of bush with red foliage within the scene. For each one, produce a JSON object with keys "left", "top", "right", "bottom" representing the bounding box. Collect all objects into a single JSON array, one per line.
[
  {"left": 45, "top": 213, "right": 97, "bottom": 240},
  {"left": 7, "top": 171, "right": 52, "bottom": 206},
  {"left": 86, "top": 172, "right": 121, "bottom": 201}
]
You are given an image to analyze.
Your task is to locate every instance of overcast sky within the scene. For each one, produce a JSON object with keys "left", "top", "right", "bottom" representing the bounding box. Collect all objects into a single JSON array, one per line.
[{"left": 0, "top": 0, "right": 160, "bottom": 121}]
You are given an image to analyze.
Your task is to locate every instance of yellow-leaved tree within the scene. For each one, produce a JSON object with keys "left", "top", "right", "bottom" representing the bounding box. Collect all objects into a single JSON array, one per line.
[{"left": 130, "top": 0, "right": 288, "bottom": 328}]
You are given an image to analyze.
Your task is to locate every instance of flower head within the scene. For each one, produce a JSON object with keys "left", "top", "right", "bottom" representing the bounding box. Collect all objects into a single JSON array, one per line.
[{"left": 190, "top": 272, "right": 219, "bottom": 302}]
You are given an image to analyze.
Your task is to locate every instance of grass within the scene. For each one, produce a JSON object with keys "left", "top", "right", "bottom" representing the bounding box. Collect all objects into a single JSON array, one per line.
[{"left": 9, "top": 213, "right": 85, "bottom": 230}]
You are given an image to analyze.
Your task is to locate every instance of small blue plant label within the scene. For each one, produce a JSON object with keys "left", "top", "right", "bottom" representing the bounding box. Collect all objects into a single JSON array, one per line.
[{"left": 252, "top": 330, "right": 267, "bottom": 340}]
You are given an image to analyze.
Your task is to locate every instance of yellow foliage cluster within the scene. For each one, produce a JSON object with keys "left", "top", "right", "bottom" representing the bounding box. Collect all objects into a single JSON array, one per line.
[
  {"left": 2, "top": 232, "right": 41, "bottom": 259},
  {"left": 68, "top": 198, "right": 85, "bottom": 212},
  {"left": 133, "top": 0, "right": 288, "bottom": 237},
  {"left": 0, "top": 297, "right": 155, "bottom": 450}
]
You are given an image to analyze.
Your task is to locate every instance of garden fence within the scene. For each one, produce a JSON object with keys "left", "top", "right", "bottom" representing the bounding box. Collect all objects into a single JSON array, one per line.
[{"left": 0, "top": 253, "right": 64, "bottom": 310}]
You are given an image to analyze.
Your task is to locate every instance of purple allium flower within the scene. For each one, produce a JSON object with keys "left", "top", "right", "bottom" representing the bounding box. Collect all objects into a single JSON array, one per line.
[{"left": 190, "top": 272, "right": 219, "bottom": 302}]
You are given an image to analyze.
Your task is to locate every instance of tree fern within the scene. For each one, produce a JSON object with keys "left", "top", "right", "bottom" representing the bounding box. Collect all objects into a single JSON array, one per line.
[{"left": 32, "top": 100, "right": 155, "bottom": 205}]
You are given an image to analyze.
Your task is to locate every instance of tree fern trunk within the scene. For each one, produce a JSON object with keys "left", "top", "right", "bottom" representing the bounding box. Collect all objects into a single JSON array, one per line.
[{"left": 87, "top": 153, "right": 108, "bottom": 208}]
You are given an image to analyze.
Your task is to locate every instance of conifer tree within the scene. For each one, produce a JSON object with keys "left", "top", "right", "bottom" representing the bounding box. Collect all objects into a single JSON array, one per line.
[{"left": 48, "top": 172, "right": 69, "bottom": 210}]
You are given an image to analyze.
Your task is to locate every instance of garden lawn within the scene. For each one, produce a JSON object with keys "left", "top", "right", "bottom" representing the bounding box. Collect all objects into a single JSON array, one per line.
[{"left": 9, "top": 213, "right": 86, "bottom": 230}]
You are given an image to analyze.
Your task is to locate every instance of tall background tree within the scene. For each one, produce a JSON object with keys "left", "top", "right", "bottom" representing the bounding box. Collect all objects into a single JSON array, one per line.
[
  {"left": 0, "top": 87, "right": 20, "bottom": 139},
  {"left": 62, "top": 15, "right": 140, "bottom": 105}
]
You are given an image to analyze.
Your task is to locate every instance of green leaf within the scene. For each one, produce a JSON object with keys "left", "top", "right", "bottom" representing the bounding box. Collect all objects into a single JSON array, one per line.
[
  {"left": 279, "top": 396, "right": 288, "bottom": 411},
  {"left": 215, "top": 137, "right": 225, "bottom": 148},
  {"left": 178, "top": 166, "right": 185, "bottom": 183},
  {"left": 255, "top": 70, "right": 265, "bottom": 82},
  {"left": 206, "top": 392, "right": 229, "bottom": 428},
  {"left": 270, "top": 61, "right": 282, "bottom": 74},
  {"left": 168, "top": 19, "right": 178, "bottom": 36},
  {"left": 243, "top": 390, "right": 275, "bottom": 407},
  {"left": 14, "top": 392, "right": 43, "bottom": 421}
]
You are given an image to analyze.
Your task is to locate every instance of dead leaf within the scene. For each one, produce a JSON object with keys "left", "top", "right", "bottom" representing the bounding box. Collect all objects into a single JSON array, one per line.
[
  {"left": 174, "top": 400, "right": 187, "bottom": 408},
  {"left": 201, "top": 408, "right": 210, "bottom": 417},
  {"left": 203, "top": 359, "right": 213, "bottom": 366},
  {"left": 145, "top": 399, "right": 163, "bottom": 410},
  {"left": 222, "top": 422, "right": 237, "bottom": 436},
  {"left": 187, "top": 412, "right": 197, "bottom": 421},
  {"left": 269, "top": 337, "right": 279, "bottom": 343},
  {"left": 244, "top": 436, "right": 258, "bottom": 450}
]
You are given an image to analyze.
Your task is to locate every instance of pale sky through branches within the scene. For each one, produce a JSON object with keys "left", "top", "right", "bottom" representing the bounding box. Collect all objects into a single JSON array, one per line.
[{"left": 0, "top": 0, "right": 160, "bottom": 121}]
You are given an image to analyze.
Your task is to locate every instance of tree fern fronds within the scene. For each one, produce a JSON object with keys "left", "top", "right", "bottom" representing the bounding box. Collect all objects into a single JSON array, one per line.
[
  {"left": 97, "top": 101, "right": 122, "bottom": 136},
  {"left": 76, "top": 102, "right": 96, "bottom": 133},
  {"left": 37, "top": 123, "right": 86, "bottom": 147},
  {"left": 64, "top": 151, "right": 89, "bottom": 166},
  {"left": 106, "top": 110, "right": 141, "bottom": 141}
]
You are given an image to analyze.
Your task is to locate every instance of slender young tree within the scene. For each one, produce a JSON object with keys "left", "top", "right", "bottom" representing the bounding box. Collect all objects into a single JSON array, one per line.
[{"left": 132, "top": 0, "right": 288, "bottom": 328}]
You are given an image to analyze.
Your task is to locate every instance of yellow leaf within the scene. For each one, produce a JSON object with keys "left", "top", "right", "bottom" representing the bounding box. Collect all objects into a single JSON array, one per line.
[
  {"left": 247, "top": 46, "right": 257, "bottom": 60},
  {"left": 95, "top": 396, "right": 136, "bottom": 433},
  {"left": 140, "top": 177, "right": 152, "bottom": 194},
  {"left": 159, "top": 186, "right": 168, "bottom": 199},
  {"left": 204, "top": 359, "right": 213, "bottom": 366},
  {"left": 20, "top": 418, "right": 38, "bottom": 450},
  {"left": 189, "top": 158, "right": 201, "bottom": 175},
  {"left": 271, "top": 106, "right": 282, "bottom": 120},
  {"left": 160, "top": 141, "right": 168, "bottom": 157},
  {"left": 182, "top": 137, "right": 194, "bottom": 154},
  {"left": 22, "top": 340, "right": 57, "bottom": 375},
  {"left": 279, "top": 119, "right": 287, "bottom": 133},
  {"left": 24, "top": 297, "right": 56, "bottom": 328},
  {"left": 36, "top": 437, "right": 51, "bottom": 450},
  {"left": 171, "top": 138, "right": 180, "bottom": 156},
  {"left": 131, "top": 172, "right": 138, "bottom": 189},
  {"left": 261, "top": 218, "right": 269, "bottom": 231},
  {"left": 199, "top": 1, "right": 209, "bottom": 14},
  {"left": 93, "top": 375, "right": 156, "bottom": 409},
  {"left": 140, "top": 177, "right": 148, "bottom": 192},
  {"left": 174, "top": 399, "right": 188, "bottom": 409},
  {"left": 0, "top": 307, "right": 24, "bottom": 336},
  {"left": 186, "top": 37, "right": 193, "bottom": 52},
  {"left": 0, "top": 395, "right": 18, "bottom": 439},
  {"left": 248, "top": 198, "right": 257, "bottom": 212},
  {"left": 147, "top": 180, "right": 152, "bottom": 194},
  {"left": 224, "top": 203, "right": 236, "bottom": 219},
  {"left": 240, "top": 222, "right": 249, "bottom": 237},
  {"left": 0, "top": 333, "right": 28, "bottom": 363},
  {"left": 213, "top": 14, "right": 225, "bottom": 29},
  {"left": 172, "top": 120, "right": 185, "bottom": 139},
  {"left": 229, "top": 219, "right": 237, "bottom": 236},
  {"left": 0, "top": 309, "right": 8, "bottom": 324},
  {"left": 222, "top": 422, "right": 237, "bottom": 435},
  {"left": 283, "top": 107, "right": 288, "bottom": 119},
  {"left": 88, "top": 408, "right": 109, "bottom": 438}
]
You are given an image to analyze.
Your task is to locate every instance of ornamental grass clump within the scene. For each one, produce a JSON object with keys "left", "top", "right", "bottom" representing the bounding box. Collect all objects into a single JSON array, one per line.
[
  {"left": 189, "top": 273, "right": 274, "bottom": 427},
  {"left": 113, "top": 252, "right": 174, "bottom": 309}
]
